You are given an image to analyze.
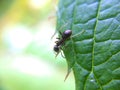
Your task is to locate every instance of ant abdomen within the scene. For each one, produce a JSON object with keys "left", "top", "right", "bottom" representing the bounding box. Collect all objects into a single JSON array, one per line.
[{"left": 62, "top": 30, "right": 72, "bottom": 39}]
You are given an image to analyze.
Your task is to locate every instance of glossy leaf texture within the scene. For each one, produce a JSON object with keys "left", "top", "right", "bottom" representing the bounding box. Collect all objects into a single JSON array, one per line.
[{"left": 56, "top": 0, "right": 120, "bottom": 90}]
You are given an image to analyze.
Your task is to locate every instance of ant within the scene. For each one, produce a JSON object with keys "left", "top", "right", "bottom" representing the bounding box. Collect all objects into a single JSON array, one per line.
[
  {"left": 53, "top": 29, "right": 85, "bottom": 57},
  {"left": 53, "top": 30, "right": 72, "bottom": 57},
  {"left": 53, "top": 29, "right": 85, "bottom": 81}
]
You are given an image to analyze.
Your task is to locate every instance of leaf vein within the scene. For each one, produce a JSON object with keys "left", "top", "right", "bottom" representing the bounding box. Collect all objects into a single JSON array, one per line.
[
  {"left": 91, "top": 0, "right": 102, "bottom": 89},
  {"left": 95, "top": 50, "right": 120, "bottom": 67}
]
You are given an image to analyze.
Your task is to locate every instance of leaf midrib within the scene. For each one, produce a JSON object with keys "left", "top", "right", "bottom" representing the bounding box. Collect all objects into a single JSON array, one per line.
[
  {"left": 90, "top": 0, "right": 102, "bottom": 89},
  {"left": 70, "top": 0, "right": 103, "bottom": 89}
]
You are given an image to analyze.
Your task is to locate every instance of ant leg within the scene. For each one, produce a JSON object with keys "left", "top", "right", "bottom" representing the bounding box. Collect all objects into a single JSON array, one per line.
[
  {"left": 60, "top": 51, "right": 65, "bottom": 58},
  {"left": 60, "top": 43, "right": 66, "bottom": 50},
  {"left": 58, "top": 20, "right": 70, "bottom": 31},
  {"left": 55, "top": 49, "right": 65, "bottom": 58},
  {"left": 59, "top": 31, "right": 62, "bottom": 36},
  {"left": 58, "top": 46, "right": 65, "bottom": 58},
  {"left": 55, "top": 51, "right": 59, "bottom": 58},
  {"left": 51, "top": 30, "right": 57, "bottom": 39},
  {"left": 56, "top": 37, "right": 60, "bottom": 39},
  {"left": 71, "top": 29, "right": 85, "bottom": 38},
  {"left": 51, "top": 20, "right": 70, "bottom": 39},
  {"left": 55, "top": 41, "right": 58, "bottom": 43}
]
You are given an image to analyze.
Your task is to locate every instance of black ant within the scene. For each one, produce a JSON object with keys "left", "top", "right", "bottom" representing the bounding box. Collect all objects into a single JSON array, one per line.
[
  {"left": 53, "top": 30, "right": 72, "bottom": 57},
  {"left": 53, "top": 29, "right": 85, "bottom": 57},
  {"left": 53, "top": 29, "right": 85, "bottom": 81}
]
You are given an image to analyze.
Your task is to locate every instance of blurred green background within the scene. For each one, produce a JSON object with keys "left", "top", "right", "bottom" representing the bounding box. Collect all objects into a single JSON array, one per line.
[{"left": 0, "top": 0, "right": 75, "bottom": 90}]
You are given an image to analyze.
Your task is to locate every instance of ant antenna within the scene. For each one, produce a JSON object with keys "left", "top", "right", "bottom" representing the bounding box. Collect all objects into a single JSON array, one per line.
[
  {"left": 71, "top": 29, "right": 85, "bottom": 38},
  {"left": 51, "top": 20, "right": 70, "bottom": 39}
]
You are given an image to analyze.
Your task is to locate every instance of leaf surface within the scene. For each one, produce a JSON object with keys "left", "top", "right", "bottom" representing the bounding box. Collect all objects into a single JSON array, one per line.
[{"left": 56, "top": 0, "right": 120, "bottom": 90}]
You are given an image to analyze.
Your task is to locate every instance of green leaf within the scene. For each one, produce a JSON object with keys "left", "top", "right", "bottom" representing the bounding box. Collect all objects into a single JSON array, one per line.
[{"left": 56, "top": 0, "right": 120, "bottom": 90}]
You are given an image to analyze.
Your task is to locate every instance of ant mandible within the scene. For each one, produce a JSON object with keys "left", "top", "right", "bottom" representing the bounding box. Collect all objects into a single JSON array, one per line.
[{"left": 53, "top": 30, "right": 72, "bottom": 57}]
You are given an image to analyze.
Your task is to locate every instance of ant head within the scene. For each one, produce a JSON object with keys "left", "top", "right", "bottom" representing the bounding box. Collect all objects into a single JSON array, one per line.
[
  {"left": 53, "top": 45, "right": 59, "bottom": 52},
  {"left": 62, "top": 30, "right": 72, "bottom": 38}
]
